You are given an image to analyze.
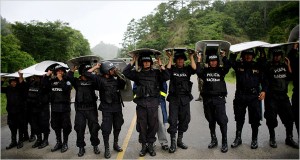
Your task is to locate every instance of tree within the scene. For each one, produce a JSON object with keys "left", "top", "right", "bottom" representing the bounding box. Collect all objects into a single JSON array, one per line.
[
  {"left": 11, "top": 20, "right": 91, "bottom": 62},
  {"left": 1, "top": 17, "right": 12, "bottom": 36},
  {"left": 1, "top": 34, "right": 36, "bottom": 73}
]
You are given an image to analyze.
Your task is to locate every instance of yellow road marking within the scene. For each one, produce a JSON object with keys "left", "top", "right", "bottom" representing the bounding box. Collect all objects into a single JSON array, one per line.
[{"left": 116, "top": 113, "right": 137, "bottom": 159}]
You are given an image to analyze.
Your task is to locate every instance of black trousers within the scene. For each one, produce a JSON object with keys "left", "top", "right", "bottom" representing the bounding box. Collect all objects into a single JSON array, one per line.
[
  {"left": 136, "top": 106, "right": 158, "bottom": 143},
  {"left": 24, "top": 107, "right": 34, "bottom": 136},
  {"left": 7, "top": 112, "right": 25, "bottom": 141},
  {"left": 51, "top": 111, "right": 72, "bottom": 138},
  {"left": 292, "top": 89, "right": 299, "bottom": 134},
  {"left": 233, "top": 94, "right": 261, "bottom": 130},
  {"left": 265, "top": 93, "right": 294, "bottom": 130},
  {"left": 101, "top": 111, "right": 124, "bottom": 138},
  {"left": 74, "top": 109, "right": 100, "bottom": 147},
  {"left": 167, "top": 100, "right": 191, "bottom": 134},
  {"left": 203, "top": 96, "right": 228, "bottom": 128},
  {"left": 30, "top": 105, "right": 50, "bottom": 135}
]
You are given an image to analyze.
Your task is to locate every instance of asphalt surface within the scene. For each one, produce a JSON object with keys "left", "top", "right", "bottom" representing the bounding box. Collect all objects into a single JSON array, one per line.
[{"left": 1, "top": 75, "right": 299, "bottom": 159}]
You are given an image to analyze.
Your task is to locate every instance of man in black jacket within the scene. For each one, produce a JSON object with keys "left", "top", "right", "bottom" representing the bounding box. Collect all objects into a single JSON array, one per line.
[
  {"left": 230, "top": 49, "right": 267, "bottom": 149},
  {"left": 86, "top": 61, "right": 126, "bottom": 159},
  {"left": 166, "top": 49, "right": 197, "bottom": 153},
  {"left": 123, "top": 54, "right": 170, "bottom": 157},
  {"left": 196, "top": 51, "right": 230, "bottom": 153},
  {"left": 42, "top": 65, "right": 72, "bottom": 153},
  {"left": 2, "top": 71, "right": 26, "bottom": 149},
  {"left": 25, "top": 75, "right": 50, "bottom": 149},
  {"left": 67, "top": 64, "right": 101, "bottom": 157},
  {"left": 264, "top": 48, "right": 298, "bottom": 149}
]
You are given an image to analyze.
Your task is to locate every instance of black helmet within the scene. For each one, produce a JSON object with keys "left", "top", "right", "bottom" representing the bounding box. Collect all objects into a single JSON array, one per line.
[
  {"left": 8, "top": 77, "right": 18, "bottom": 84},
  {"left": 138, "top": 54, "right": 153, "bottom": 66},
  {"left": 100, "top": 61, "right": 116, "bottom": 74},
  {"left": 241, "top": 48, "right": 255, "bottom": 57},
  {"left": 208, "top": 54, "right": 219, "bottom": 61},
  {"left": 78, "top": 63, "right": 92, "bottom": 75},
  {"left": 54, "top": 64, "right": 67, "bottom": 74},
  {"left": 270, "top": 48, "right": 283, "bottom": 56},
  {"left": 173, "top": 49, "right": 187, "bottom": 63}
]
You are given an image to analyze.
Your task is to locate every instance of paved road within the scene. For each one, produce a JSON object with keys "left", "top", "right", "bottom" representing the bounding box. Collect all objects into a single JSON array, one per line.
[{"left": 1, "top": 75, "right": 299, "bottom": 159}]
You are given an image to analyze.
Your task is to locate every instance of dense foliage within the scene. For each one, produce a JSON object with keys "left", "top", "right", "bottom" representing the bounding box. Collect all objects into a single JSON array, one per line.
[
  {"left": 120, "top": 0, "right": 299, "bottom": 57},
  {"left": 1, "top": 18, "right": 91, "bottom": 73}
]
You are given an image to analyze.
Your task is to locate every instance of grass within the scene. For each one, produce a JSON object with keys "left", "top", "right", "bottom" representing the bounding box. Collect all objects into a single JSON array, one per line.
[{"left": 1, "top": 93, "right": 7, "bottom": 115}]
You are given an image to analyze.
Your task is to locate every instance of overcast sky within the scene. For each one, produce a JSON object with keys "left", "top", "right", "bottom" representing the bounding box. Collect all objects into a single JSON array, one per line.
[{"left": 1, "top": 0, "right": 164, "bottom": 48}]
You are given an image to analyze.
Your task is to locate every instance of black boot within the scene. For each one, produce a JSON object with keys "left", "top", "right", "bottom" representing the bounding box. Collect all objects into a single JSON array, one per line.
[
  {"left": 93, "top": 146, "right": 100, "bottom": 154},
  {"left": 61, "top": 132, "right": 69, "bottom": 153},
  {"left": 268, "top": 127, "right": 277, "bottom": 148},
  {"left": 169, "top": 134, "right": 176, "bottom": 153},
  {"left": 17, "top": 140, "right": 23, "bottom": 149},
  {"left": 250, "top": 125, "right": 258, "bottom": 149},
  {"left": 103, "top": 136, "right": 111, "bottom": 159},
  {"left": 139, "top": 143, "right": 147, "bottom": 157},
  {"left": 29, "top": 134, "right": 36, "bottom": 142},
  {"left": 51, "top": 131, "right": 62, "bottom": 152},
  {"left": 285, "top": 135, "right": 299, "bottom": 149},
  {"left": 6, "top": 132, "right": 17, "bottom": 150},
  {"left": 17, "top": 132, "right": 23, "bottom": 149},
  {"left": 177, "top": 132, "right": 188, "bottom": 149},
  {"left": 23, "top": 131, "right": 29, "bottom": 142},
  {"left": 32, "top": 134, "right": 42, "bottom": 148},
  {"left": 208, "top": 133, "right": 218, "bottom": 149},
  {"left": 113, "top": 139, "right": 123, "bottom": 152},
  {"left": 77, "top": 147, "right": 85, "bottom": 157},
  {"left": 221, "top": 138, "right": 228, "bottom": 153},
  {"left": 231, "top": 131, "right": 242, "bottom": 148},
  {"left": 148, "top": 143, "right": 156, "bottom": 156},
  {"left": 38, "top": 133, "right": 49, "bottom": 149}
]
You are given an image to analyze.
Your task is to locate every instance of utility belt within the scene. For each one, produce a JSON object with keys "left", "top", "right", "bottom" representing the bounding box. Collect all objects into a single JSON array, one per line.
[{"left": 236, "top": 88, "right": 258, "bottom": 95}]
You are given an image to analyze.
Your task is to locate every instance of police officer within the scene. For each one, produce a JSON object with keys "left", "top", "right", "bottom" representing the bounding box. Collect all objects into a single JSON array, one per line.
[
  {"left": 288, "top": 43, "right": 299, "bottom": 136},
  {"left": 67, "top": 64, "right": 101, "bottom": 157},
  {"left": 123, "top": 53, "right": 170, "bottom": 157},
  {"left": 1, "top": 71, "right": 26, "bottom": 149},
  {"left": 25, "top": 75, "right": 50, "bottom": 149},
  {"left": 229, "top": 49, "right": 267, "bottom": 149},
  {"left": 264, "top": 48, "right": 298, "bottom": 148},
  {"left": 42, "top": 65, "right": 72, "bottom": 153},
  {"left": 132, "top": 80, "right": 169, "bottom": 151},
  {"left": 196, "top": 51, "right": 230, "bottom": 153},
  {"left": 166, "top": 49, "right": 197, "bottom": 153},
  {"left": 86, "top": 61, "right": 125, "bottom": 159}
]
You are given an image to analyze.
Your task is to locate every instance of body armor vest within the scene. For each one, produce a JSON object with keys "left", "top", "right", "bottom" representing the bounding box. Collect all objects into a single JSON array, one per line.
[{"left": 202, "top": 68, "right": 227, "bottom": 96}]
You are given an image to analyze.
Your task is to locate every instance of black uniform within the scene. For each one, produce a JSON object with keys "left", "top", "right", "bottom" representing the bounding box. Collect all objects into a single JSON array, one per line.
[
  {"left": 288, "top": 47, "right": 299, "bottom": 135},
  {"left": 86, "top": 72, "right": 125, "bottom": 147},
  {"left": 265, "top": 61, "right": 295, "bottom": 137},
  {"left": 1, "top": 79, "right": 26, "bottom": 149},
  {"left": 123, "top": 64, "right": 170, "bottom": 144},
  {"left": 42, "top": 75, "right": 72, "bottom": 148},
  {"left": 167, "top": 65, "right": 195, "bottom": 136},
  {"left": 230, "top": 53, "right": 267, "bottom": 148},
  {"left": 67, "top": 71, "right": 100, "bottom": 148},
  {"left": 197, "top": 56, "right": 230, "bottom": 152},
  {"left": 26, "top": 78, "right": 50, "bottom": 148}
]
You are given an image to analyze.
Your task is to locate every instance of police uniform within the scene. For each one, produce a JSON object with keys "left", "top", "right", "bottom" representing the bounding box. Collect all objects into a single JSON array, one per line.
[
  {"left": 167, "top": 52, "right": 195, "bottom": 153},
  {"left": 42, "top": 65, "right": 72, "bottom": 153},
  {"left": 197, "top": 54, "right": 230, "bottom": 153},
  {"left": 264, "top": 49, "right": 298, "bottom": 148},
  {"left": 230, "top": 49, "right": 267, "bottom": 149},
  {"left": 67, "top": 64, "right": 101, "bottom": 157},
  {"left": 288, "top": 45, "right": 299, "bottom": 135},
  {"left": 123, "top": 55, "right": 170, "bottom": 157},
  {"left": 133, "top": 81, "right": 169, "bottom": 150},
  {"left": 86, "top": 61, "right": 126, "bottom": 159},
  {"left": 2, "top": 78, "right": 26, "bottom": 149},
  {"left": 26, "top": 76, "right": 50, "bottom": 149}
]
